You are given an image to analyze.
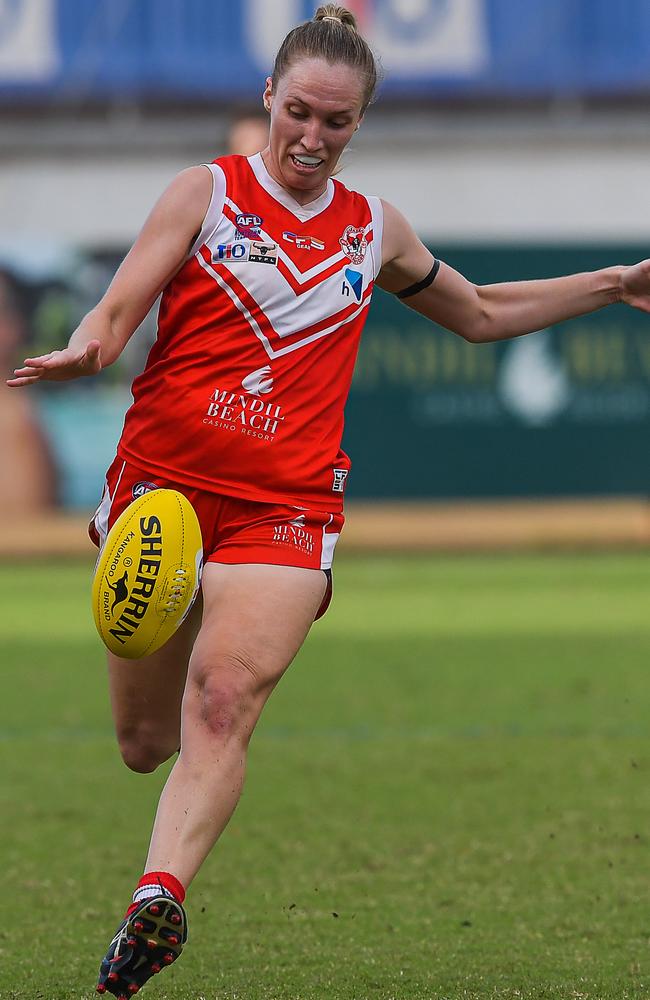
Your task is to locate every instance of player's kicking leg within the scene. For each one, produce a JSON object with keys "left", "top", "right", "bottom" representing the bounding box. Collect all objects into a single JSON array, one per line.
[
  {"left": 95, "top": 599, "right": 200, "bottom": 997},
  {"left": 96, "top": 562, "right": 326, "bottom": 996},
  {"left": 106, "top": 594, "right": 202, "bottom": 774}
]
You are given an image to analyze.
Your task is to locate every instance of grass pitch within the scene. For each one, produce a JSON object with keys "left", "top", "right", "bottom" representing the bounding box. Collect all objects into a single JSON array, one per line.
[{"left": 0, "top": 552, "right": 649, "bottom": 1000}]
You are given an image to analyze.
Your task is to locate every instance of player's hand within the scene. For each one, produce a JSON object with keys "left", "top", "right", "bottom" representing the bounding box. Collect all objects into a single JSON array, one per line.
[
  {"left": 619, "top": 260, "right": 650, "bottom": 314},
  {"left": 6, "top": 340, "right": 102, "bottom": 387}
]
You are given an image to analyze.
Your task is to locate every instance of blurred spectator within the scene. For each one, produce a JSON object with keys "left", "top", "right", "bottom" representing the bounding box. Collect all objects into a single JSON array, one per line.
[
  {"left": 0, "top": 269, "right": 57, "bottom": 512},
  {"left": 227, "top": 115, "right": 269, "bottom": 156}
]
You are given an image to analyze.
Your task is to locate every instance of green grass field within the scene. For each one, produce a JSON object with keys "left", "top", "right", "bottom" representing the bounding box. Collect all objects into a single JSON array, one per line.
[{"left": 1, "top": 553, "right": 649, "bottom": 1000}]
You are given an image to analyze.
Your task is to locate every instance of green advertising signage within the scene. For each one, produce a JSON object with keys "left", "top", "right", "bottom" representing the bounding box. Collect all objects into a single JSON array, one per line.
[
  {"left": 344, "top": 246, "right": 650, "bottom": 499},
  {"left": 19, "top": 242, "right": 650, "bottom": 508}
]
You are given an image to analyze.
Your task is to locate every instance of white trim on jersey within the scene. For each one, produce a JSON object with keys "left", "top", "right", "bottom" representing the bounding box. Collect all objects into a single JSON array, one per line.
[
  {"left": 188, "top": 164, "right": 227, "bottom": 259},
  {"left": 195, "top": 254, "right": 275, "bottom": 356},
  {"left": 320, "top": 514, "right": 338, "bottom": 570},
  {"left": 196, "top": 252, "right": 371, "bottom": 359},
  {"left": 223, "top": 193, "right": 373, "bottom": 286},
  {"left": 247, "top": 152, "right": 335, "bottom": 221},
  {"left": 367, "top": 196, "right": 384, "bottom": 279},
  {"left": 93, "top": 460, "right": 126, "bottom": 549}
]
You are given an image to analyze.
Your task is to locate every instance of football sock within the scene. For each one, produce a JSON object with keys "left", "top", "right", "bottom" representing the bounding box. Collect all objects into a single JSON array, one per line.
[{"left": 125, "top": 870, "right": 186, "bottom": 917}]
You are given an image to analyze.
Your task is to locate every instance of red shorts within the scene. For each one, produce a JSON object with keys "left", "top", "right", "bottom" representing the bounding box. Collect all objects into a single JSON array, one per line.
[{"left": 89, "top": 456, "right": 344, "bottom": 620}]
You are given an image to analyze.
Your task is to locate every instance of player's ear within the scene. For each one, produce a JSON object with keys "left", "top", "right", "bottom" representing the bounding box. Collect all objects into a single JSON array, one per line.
[
  {"left": 263, "top": 77, "right": 273, "bottom": 114},
  {"left": 354, "top": 112, "right": 364, "bottom": 132}
]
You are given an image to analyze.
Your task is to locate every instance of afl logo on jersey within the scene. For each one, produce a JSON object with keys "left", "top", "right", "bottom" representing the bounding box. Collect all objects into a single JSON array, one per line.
[
  {"left": 235, "top": 213, "right": 263, "bottom": 239},
  {"left": 339, "top": 226, "right": 367, "bottom": 265}
]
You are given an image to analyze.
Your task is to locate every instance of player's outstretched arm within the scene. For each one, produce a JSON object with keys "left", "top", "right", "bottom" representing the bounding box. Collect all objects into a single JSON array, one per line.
[
  {"left": 7, "top": 165, "right": 213, "bottom": 387},
  {"left": 378, "top": 199, "right": 647, "bottom": 344}
]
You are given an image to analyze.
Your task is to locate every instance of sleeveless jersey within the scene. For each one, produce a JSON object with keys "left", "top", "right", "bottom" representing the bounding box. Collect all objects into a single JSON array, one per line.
[{"left": 117, "top": 153, "right": 383, "bottom": 512}]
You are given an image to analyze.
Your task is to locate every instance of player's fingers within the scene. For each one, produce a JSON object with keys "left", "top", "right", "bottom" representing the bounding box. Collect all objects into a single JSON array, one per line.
[
  {"left": 12, "top": 365, "right": 46, "bottom": 377},
  {"left": 6, "top": 374, "right": 44, "bottom": 387},
  {"left": 26, "top": 352, "right": 80, "bottom": 374},
  {"left": 22, "top": 353, "right": 56, "bottom": 366},
  {"left": 83, "top": 341, "right": 102, "bottom": 372}
]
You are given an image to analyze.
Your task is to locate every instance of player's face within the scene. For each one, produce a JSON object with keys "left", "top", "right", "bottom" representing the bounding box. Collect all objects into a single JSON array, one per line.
[{"left": 262, "top": 58, "right": 365, "bottom": 204}]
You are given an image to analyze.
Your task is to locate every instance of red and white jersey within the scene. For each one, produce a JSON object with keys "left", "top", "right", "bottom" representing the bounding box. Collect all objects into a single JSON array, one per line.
[{"left": 117, "top": 153, "right": 383, "bottom": 511}]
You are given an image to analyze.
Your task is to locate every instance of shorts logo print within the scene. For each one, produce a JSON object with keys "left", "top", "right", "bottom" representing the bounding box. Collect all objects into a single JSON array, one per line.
[
  {"left": 132, "top": 481, "right": 159, "bottom": 499},
  {"left": 332, "top": 469, "right": 348, "bottom": 493},
  {"left": 272, "top": 516, "right": 314, "bottom": 554}
]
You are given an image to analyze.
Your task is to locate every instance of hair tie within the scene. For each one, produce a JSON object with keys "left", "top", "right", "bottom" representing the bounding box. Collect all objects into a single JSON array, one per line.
[{"left": 322, "top": 15, "right": 342, "bottom": 23}]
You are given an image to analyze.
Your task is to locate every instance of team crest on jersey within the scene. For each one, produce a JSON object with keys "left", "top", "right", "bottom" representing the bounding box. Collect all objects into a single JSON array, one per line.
[
  {"left": 339, "top": 225, "right": 367, "bottom": 265},
  {"left": 235, "top": 213, "right": 263, "bottom": 240}
]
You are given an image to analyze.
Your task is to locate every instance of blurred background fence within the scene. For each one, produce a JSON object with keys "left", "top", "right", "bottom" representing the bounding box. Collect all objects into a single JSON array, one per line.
[
  {"left": 5, "top": 0, "right": 650, "bottom": 101},
  {"left": 0, "top": 0, "right": 648, "bottom": 545}
]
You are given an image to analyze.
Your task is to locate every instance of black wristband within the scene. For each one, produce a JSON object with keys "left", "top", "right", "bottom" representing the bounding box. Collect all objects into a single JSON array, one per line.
[{"left": 396, "top": 259, "right": 441, "bottom": 299}]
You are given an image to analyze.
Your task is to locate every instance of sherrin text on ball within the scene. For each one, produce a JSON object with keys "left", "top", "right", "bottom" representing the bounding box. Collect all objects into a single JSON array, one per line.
[{"left": 92, "top": 489, "right": 203, "bottom": 658}]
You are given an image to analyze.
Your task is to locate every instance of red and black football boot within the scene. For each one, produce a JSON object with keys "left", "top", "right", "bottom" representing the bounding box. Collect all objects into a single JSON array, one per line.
[{"left": 96, "top": 896, "right": 187, "bottom": 997}]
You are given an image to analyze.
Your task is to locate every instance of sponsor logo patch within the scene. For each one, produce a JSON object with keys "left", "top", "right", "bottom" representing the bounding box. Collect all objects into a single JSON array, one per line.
[
  {"left": 213, "top": 242, "right": 249, "bottom": 262},
  {"left": 344, "top": 268, "right": 363, "bottom": 302},
  {"left": 242, "top": 365, "right": 274, "bottom": 395},
  {"left": 339, "top": 225, "right": 367, "bottom": 265},
  {"left": 212, "top": 241, "right": 278, "bottom": 265},
  {"left": 204, "top": 373, "right": 285, "bottom": 443},
  {"left": 332, "top": 469, "right": 349, "bottom": 493},
  {"left": 249, "top": 241, "right": 278, "bottom": 265},
  {"left": 282, "top": 231, "right": 325, "bottom": 251}
]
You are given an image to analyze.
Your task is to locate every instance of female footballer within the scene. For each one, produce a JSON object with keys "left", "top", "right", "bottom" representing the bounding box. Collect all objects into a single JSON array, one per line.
[{"left": 8, "top": 6, "right": 650, "bottom": 996}]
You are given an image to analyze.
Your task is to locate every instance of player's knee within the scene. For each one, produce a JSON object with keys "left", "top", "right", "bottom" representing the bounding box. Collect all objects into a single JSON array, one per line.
[
  {"left": 118, "top": 729, "right": 178, "bottom": 773},
  {"left": 190, "top": 652, "right": 265, "bottom": 742}
]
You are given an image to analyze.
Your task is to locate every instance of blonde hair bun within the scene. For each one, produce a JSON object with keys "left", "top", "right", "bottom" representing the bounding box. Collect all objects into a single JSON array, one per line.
[
  {"left": 271, "top": 4, "right": 377, "bottom": 113},
  {"left": 314, "top": 5, "right": 357, "bottom": 29}
]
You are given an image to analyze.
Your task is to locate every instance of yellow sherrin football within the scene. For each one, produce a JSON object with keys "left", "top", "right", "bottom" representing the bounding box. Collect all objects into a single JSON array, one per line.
[{"left": 91, "top": 489, "right": 203, "bottom": 659}]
